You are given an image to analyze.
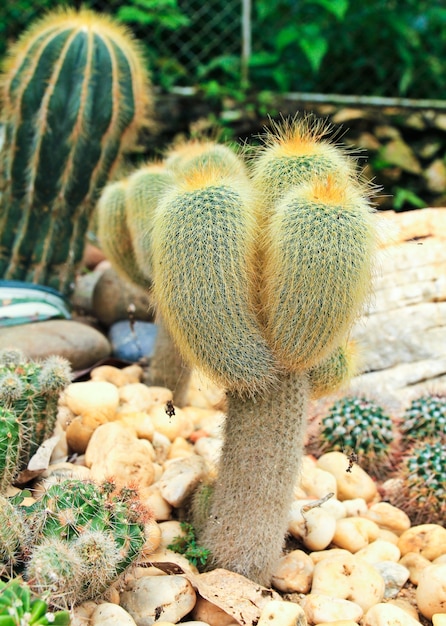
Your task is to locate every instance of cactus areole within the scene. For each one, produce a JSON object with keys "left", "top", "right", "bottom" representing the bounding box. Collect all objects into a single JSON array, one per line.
[{"left": 0, "top": 8, "right": 151, "bottom": 295}]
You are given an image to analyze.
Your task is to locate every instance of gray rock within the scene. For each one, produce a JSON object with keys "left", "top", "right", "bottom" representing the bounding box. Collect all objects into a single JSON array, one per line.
[
  {"left": 108, "top": 320, "right": 157, "bottom": 362},
  {"left": 372, "top": 561, "right": 410, "bottom": 599},
  {"left": 92, "top": 267, "right": 154, "bottom": 327},
  {"left": 0, "top": 319, "right": 111, "bottom": 370}
]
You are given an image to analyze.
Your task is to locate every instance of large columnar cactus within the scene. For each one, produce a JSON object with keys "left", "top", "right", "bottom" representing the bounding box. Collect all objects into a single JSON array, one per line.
[
  {"left": 0, "top": 349, "right": 71, "bottom": 491},
  {"left": 0, "top": 8, "right": 152, "bottom": 295},
  {"left": 96, "top": 119, "right": 377, "bottom": 583}
]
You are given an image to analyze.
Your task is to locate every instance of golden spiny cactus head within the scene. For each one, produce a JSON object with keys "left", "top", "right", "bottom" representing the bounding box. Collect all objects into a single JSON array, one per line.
[
  {"left": 125, "top": 163, "right": 176, "bottom": 281},
  {"left": 261, "top": 174, "right": 376, "bottom": 371},
  {"left": 251, "top": 114, "right": 355, "bottom": 208},
  {"left": 97, "top": 179, "right": 151, "bottom": 289},
  {"left": 151, "top": 163, "right": 278, "bottom": 396},
  {"left": 308, "top": 342, "right": 358, "bottom": 400},
  {"left": 165, "top": 139, "right": 246, "bottom": 180}
]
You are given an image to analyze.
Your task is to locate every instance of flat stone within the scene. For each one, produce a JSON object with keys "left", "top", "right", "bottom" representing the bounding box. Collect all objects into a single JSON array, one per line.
[{"left": 0, "top": 319, "right": 111, "bottom": 370}]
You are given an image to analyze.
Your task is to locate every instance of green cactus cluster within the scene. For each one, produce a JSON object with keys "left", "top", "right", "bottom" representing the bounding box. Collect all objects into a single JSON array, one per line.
[
  {"left": 315, "top": 396, "right": 396, "bottom": 478},
  {"left": 387, "top": 440, "right": 446, "bottom": 526},
  {"left": 400, "top": 394, "right": 446, "bottom": 442},
  {"left": 0, "top": 7, "right": 152, "bottom": 295},
  {"left": 0, "top": 577, "right": 70, "bottom": 626},
  {"left": 0, "top": 479, "right": 151, "bottom": 607},
  {"left": 0, "top": 349, "right": 71, "bottom": 493}
]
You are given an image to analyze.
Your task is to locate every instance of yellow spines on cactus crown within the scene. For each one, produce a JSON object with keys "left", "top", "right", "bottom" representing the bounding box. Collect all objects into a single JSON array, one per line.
[
  {"left": 151, "top": 164, "right": 278, "bottom": 396},
  {"left": 97, "top": 179, "right": 150, "bottom": 289},
  {"left": 165, "top": 139, "right": 247, "bottom": 179},
  {"left": 260, "top": 175, "right": 376, "bottom": 371},
  {"left": 308, "top": 342, "right": 358, "bottom": 400},
  {"left": 250, "top": 115, "right": 355, "bottom": 209},
  {"left": 1, "top": 8, "right": 152, "bottom": 153},
  {"left": 125, "top": 163, "right": 175, "bottom": 282}
]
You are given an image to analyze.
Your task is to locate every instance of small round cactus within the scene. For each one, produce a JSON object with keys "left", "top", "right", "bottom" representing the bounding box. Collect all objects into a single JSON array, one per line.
[
  {"left": 386, "top": 440, "right": 446, "bottom": 526},
  {"left": 0, "top": 495, "right": 29, "bottom": 568},
  {"left": 315, "top": 396, "right": 396, "bottom": 478},
  {"left": 400, "top": 394, "right": 446, "bottom": 443}
]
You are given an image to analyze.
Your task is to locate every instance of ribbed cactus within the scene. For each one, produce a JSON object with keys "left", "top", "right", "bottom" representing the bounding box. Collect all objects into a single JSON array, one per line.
[
  {"left": 0, "top": 8, "right": 152, "bottom": 295},
  {"left": 313, "top": 396, "right": 396, "bottom": 478},
  {"left": 400, "top": 394, "right": 446, "bottom": 443},
  {"left": 0, "top": 495, "right": 29, "bottom": 567},
  {"left": 96, "top": 119, "right": 377, "bottom": 583},
  {"left": 386, "top": 440, "right": 446, "bottom": 525},
  {"left": 0, "top": 350, "right": 71, "bottom": 491},
  {"left": 0, "top": 578, "right": 70, "bottom": 626}
]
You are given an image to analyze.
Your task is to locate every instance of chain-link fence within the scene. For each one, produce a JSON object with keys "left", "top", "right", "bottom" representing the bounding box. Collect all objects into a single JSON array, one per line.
[{"left": 1, "top": 0, "right": 446, "bottom": 105}]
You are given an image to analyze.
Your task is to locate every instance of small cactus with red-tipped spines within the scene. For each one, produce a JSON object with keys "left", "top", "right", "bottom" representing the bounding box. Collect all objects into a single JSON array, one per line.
[
  {"left": 0, "top": 350, "right": 71, "bottom": 492},
  {"left": 400, "top": 394, "right": 446, "bottom": 443},
  {"left": 314, "top": 396, "right": 396, "bottom": 479},
  {"left": 24, "top": 479, "right": 151, "bottom": 604},
  {"left": 0, "top": 8, "right": 152, "bottom": 295},
  {"left": 386, "top": 440, "right": 446, "bottom": 526}
]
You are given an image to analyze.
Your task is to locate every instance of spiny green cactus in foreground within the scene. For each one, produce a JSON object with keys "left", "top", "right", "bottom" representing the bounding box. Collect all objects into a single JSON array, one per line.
[
  {"left": 0, "top": 480, "right": 151, "bottom": 607},
  {"left": 0, "top": 349, "right": 71, "bottom": 492},
  {"left": 400, "top": 394, "right": 446, "bottom": 443},
  {"left": 96, "top": 119, "right": 377, "bottom": 583},
  {"left": 0, "top": 578, "right": 70, "bottom": 626},
  {"left": 387, "top": 440, "right": 446, "bottom": 526},
  {"left": 0, "top": 8, "right": 152, "bottom": 295},
  {"left": 314, "top": 396, "right": 396, "bottom": 479}
]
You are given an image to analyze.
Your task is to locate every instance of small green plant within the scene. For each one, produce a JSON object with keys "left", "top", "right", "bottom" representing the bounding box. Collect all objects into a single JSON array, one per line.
[
  {"left": 315, "top": 396, "right": 396, "bottom": 478},
  {"left": 168, "top": 522, "right": 210, "bottom": 568},
  {"left": 387, "top": 440, "right": 446, "bottom": 526},
  {"left": 400, "top": 395, "right": 446, "bottom": 443},
  {"left": 0, "top": 350, "right": 71, "bottom": 492},
  {"left": 0, "top": 577, "right": 70, "bottom": 626}
]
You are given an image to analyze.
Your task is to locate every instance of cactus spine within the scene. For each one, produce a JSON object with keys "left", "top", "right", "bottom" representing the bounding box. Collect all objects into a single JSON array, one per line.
[
  {"left": 0, "top": 8, "right": 152, "bottom": 295},
  {"left": 0, "top": 350, "right": 71, "bottom": 491}
]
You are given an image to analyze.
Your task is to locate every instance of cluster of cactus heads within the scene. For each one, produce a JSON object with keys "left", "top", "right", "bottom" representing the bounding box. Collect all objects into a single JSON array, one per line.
[
  {"left": 0, "top": 7, "right": 152, "bottom": 295},
  {"left": 313, "top": 395, "right": 396, "bottom": 479},
  {"left": 0, "top": 349, "right": 71, "bottom": 493},
  {"left": 96, "top": 116, "right": 378, "bottom": 584},
  {"left": 0, "top": 577, "right": 70, "bottom": 625},
  {"left": 0, "top": 479, "right": 151, "bottom": 608}
]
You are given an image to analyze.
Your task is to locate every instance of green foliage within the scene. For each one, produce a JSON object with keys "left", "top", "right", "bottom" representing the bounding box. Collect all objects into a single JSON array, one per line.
[
  {"left": 168, "top": 522, "right": 210, "bottom": 567},
  {"left": 400, "top": 395, "right": 446, "bottom": 442},
  {"left": 317, "top": 396, "right": 395, "bottom": 478},
  {"left": 0, "top": 578, "right": 70, "bottom": 626}
]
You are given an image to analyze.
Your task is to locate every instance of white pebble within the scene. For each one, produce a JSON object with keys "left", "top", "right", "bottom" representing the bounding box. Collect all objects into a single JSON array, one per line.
[
  {"left": 356, "top": 539, "right": 401, "bottom": 564},
  {"left": 271, "top": 550, "right": 314, "bottom": 593},
  {"left": 364, "top": 502, "right": 411, "bottom": 533},
  {"left": 363, "top": 603, "right": 423, "bottom": 626},
  {"left": 257, "top": 600, "right": 306, "bottom": 626},
  {"left": 311, "top": 553, "right": 385, "bottom": 612},
  {"left": 372, "top": 561, "right": 410, "bottom": 598},
  {"left": 416, "top": 564, "right": 446, "bottom": 620},
  {"left": 316, "top": 452, "right": 378, "bottom": 502},
  {"left": 90, "top": 603, "right": 137, "bottom": 626},
  {"left": 332, "top": 517, "right": 380, "bottom": 553},
  {"left": 158, "top": 456, "right": 208, "bottom": 507},
  {"left": 301, "top": 593, "right": 363, "bottom": 625}
]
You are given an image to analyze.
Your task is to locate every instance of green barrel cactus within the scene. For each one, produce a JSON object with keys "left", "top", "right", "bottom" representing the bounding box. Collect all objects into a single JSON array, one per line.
[
  {"left": 0, "top": 495, "right": 29, "bottom": 568},
  {"left": 400, "top": 394, "right": 446, "bottom": 443},
  {"left": 24, "top": 479, "right": 151, "bottom": 604},
  {"left": 314, "top": 396, "right": 396, "bottom": 478},
  {"left": 0, "top": 350, "right": 71, "bottom": 491},
  {"left": 0, "top": 8, "right": 152, "bottom": 295},
  {"left": 0, "top": 578, "right": 70, "bottom": 626},
  {"left": 387, "top": 440, "right": 446, "bottom": 526}
]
